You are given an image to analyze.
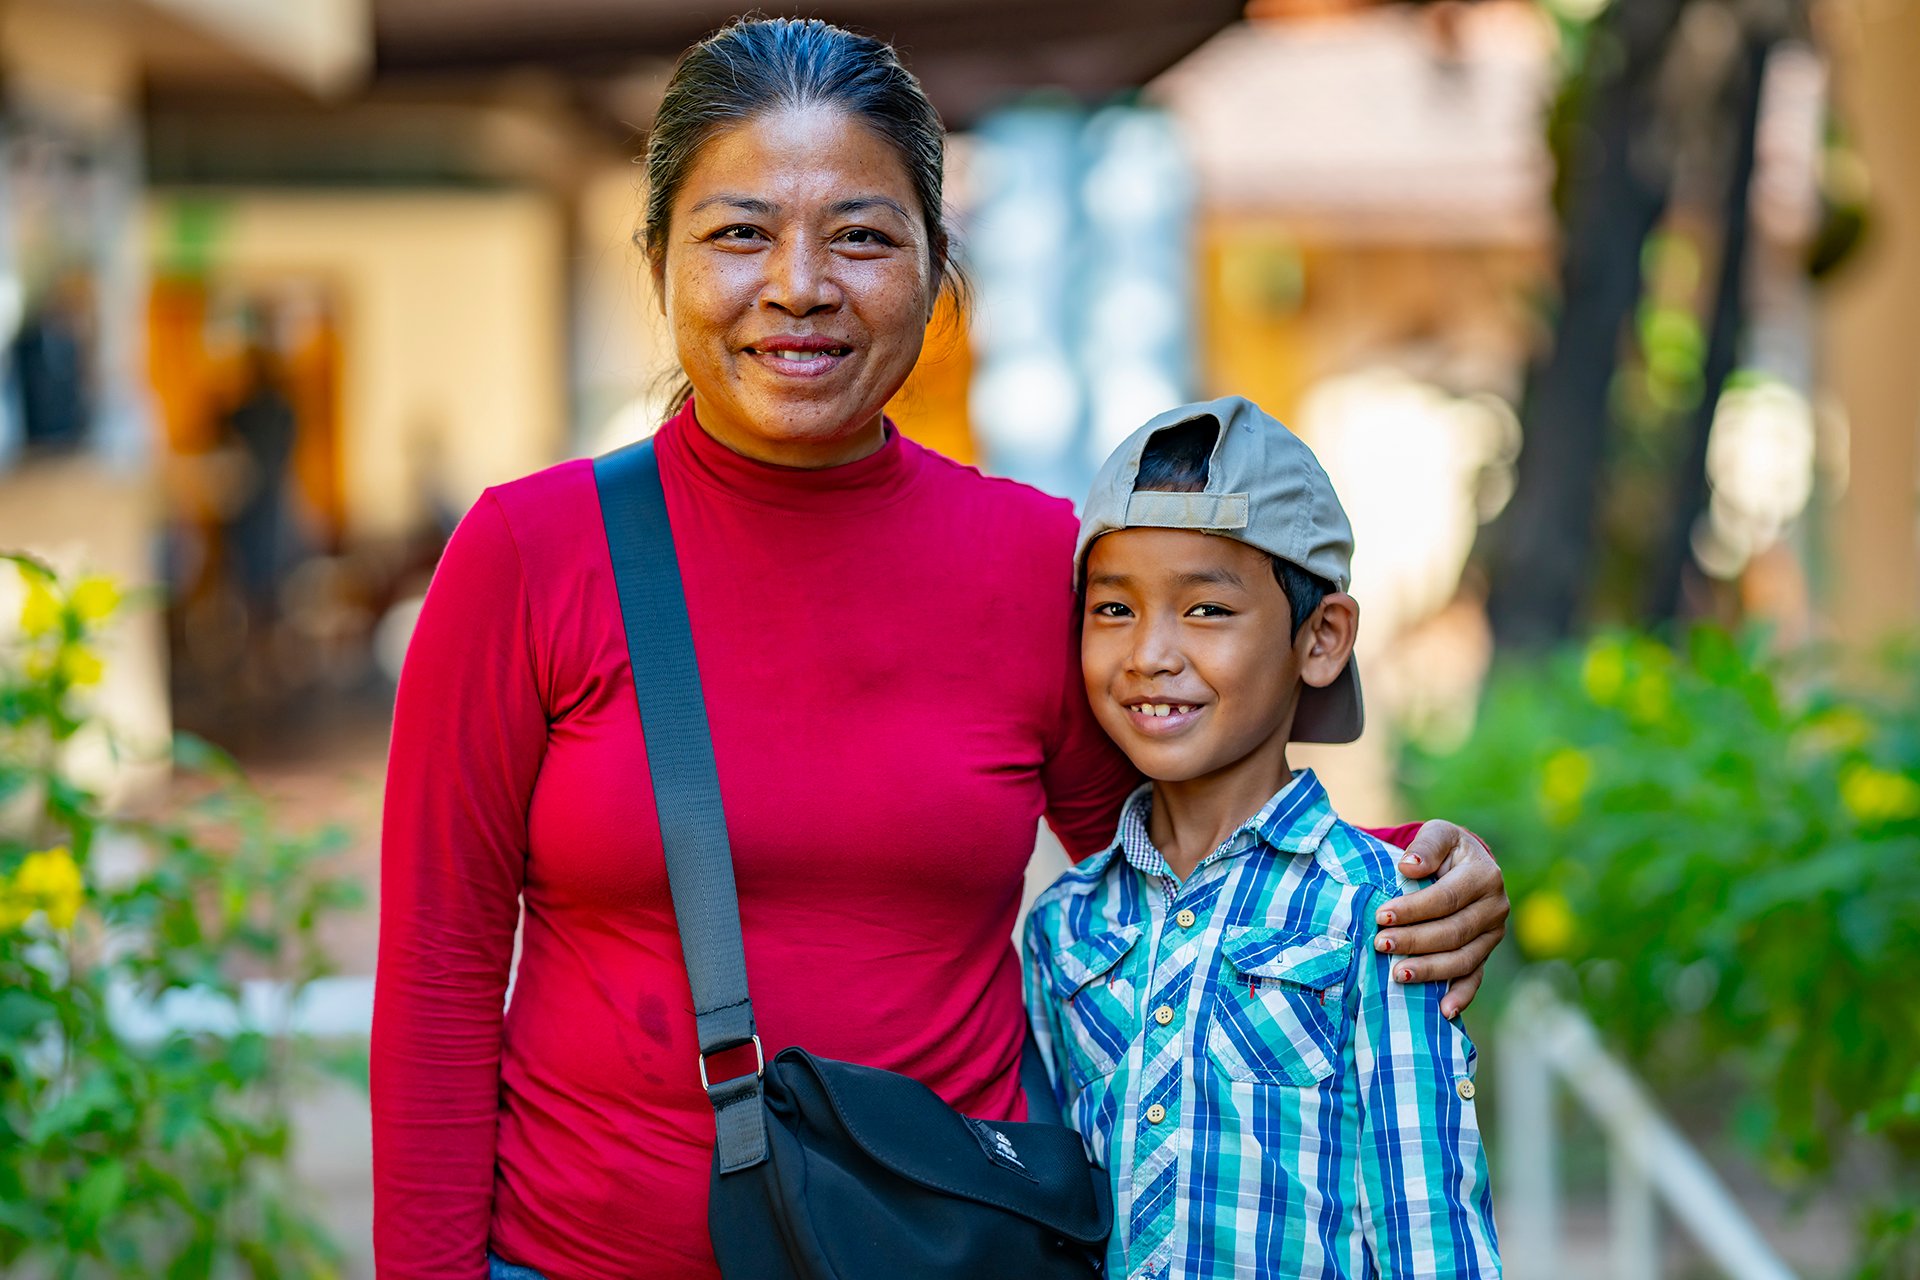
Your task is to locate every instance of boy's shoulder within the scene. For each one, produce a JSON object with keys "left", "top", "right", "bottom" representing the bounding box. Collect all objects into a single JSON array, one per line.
[
  {"left": 1027, "top": 827, "right": 1131, "bottom": 924},
  {"left": 1311, "top": 812, "right": 1411, "bottom": 897}
]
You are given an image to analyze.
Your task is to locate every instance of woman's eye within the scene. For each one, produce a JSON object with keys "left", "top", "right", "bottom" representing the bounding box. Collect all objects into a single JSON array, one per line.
[
  {"left": 836, "top": 227, "right": 894, "bottom": 247},
  {"left": 712, "top": 225, "right": 766, "bottom": 243}
]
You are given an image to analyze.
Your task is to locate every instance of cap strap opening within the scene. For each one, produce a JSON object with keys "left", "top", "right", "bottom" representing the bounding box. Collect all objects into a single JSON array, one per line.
[{"left": 1123, "top": 491, "right": 1250, "bottom": 531}]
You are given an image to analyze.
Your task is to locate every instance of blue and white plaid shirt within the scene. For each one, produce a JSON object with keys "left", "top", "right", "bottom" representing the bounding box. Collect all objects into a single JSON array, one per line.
[{"left": 1023, "top": 770, "right": 1500, "bottom": 1280}]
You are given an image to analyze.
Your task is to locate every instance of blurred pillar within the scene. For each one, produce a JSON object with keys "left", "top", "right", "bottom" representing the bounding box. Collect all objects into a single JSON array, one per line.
[
  {"left": 970, "top": 106, "right": 1087, "bottom": 497},
  {"left": 1823, "top": 0, "right": 1920, "bottom": 639},
  {"left": 0, "top": 0, "right": 169, "bottom": 803},
  {"left": 969, "top": 101, "right": 1194, "bottom": 500}
]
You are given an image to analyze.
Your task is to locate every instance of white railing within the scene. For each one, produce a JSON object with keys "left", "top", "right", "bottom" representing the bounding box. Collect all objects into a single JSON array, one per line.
[
  {"left": 1499, "top": 979, "right": 1797, "bottom": 1280},
  {"left": 107, "top": 974, "right": 377, "bottom": 1042}
]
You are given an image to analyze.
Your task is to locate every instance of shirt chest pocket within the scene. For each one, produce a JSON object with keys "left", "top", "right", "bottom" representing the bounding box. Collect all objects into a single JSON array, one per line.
[
  {"left": 1205, "top": 926, "right": 1352, "bottom": 1087},
  {"left": 1048, "top": 926, "right": 1143, "bottom": 1088}
]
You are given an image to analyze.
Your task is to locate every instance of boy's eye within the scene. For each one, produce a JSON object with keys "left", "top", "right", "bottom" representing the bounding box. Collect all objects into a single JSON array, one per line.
[
  {"left": 1186, "top": 603, "right": 1234, "bottom": 618},
  {"left": 1090, "top": 601, "right": 1132, "bottom": 618}
]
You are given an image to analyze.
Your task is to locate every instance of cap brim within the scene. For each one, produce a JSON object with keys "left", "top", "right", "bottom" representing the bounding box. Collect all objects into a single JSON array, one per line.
[{"left": 1292, "top": 655, "right": 1364, "bottom": 745}]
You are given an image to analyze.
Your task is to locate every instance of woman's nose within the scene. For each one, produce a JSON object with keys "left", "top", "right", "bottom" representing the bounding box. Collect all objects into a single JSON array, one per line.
[{"left": 761, "top": 237, "right": 839, "bottom": 316}]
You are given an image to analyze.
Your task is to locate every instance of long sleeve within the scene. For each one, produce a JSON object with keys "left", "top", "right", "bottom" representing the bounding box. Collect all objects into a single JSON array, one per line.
[
  {"left": 1350, "top": 887, "right": 1501, "bottom": 1278},
  {"left": 372, "top": 494, "right": 549, "bottom": 1279}
]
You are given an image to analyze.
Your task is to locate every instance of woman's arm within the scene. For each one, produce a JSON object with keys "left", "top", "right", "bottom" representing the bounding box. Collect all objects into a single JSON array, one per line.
[{"left": 372, "top": 495, "right": 548, "bottom": 1280}]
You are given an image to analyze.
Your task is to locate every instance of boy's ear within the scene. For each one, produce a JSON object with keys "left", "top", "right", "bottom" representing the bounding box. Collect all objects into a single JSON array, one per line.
[{"left": 1298, "top": 593, "right": 1358, "bottom": 690}]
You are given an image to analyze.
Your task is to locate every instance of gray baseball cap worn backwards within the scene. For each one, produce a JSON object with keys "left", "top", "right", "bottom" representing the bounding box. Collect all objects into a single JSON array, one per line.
[{"left": 1075, "top": 395, "right": 1365, "bottom": 745}]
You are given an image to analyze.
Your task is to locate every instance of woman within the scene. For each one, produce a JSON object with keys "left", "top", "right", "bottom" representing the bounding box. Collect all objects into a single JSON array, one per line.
[{"left": 371, "top": 18, "right": 1509, "bottom": 1280}]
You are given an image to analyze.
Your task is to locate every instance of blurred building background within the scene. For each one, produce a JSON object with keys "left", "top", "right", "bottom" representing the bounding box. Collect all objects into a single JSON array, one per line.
[{"left": 1, "top": 0, "right": 1917, "bottom": 1275}]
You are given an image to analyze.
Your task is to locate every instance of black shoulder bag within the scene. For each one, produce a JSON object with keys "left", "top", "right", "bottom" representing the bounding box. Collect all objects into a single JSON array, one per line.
[{"left": 593, "top": 439, "right": 1112, "bottom": 1279}]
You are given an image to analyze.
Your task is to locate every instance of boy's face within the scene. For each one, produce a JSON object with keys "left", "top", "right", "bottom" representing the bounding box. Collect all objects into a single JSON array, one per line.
[{"left": 1082, "top": 527, "right": 1356, "bottom": 785}]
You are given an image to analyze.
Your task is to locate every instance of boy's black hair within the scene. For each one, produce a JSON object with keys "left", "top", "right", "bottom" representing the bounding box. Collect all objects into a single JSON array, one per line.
[{"left": 1133, "top": 418, "right": 1333, "bottom": 637}]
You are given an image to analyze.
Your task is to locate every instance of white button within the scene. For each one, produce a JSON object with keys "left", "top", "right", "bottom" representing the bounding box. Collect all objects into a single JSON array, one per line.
[
  {"left": 1153, "top": 1005, "right": 1175, "bottom": 1026},
  {"left": 1145, "top": 1103, "right": 1167, "bottom": 1124},
  {"left": 1457, "top": 1078, "right": 1477, "bottom": 1101},
  {"left": 1175, "top": 909, "right": 1196, "bottom": 928}
]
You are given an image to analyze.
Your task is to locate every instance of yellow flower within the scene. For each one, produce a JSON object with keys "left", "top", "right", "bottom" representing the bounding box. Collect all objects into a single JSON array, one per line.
[
  {"left": 12, "top": 847, "right": 84, "bottom": 930},
  {"left": 0, "top": 895, "right": 30, "bottom": 931},
  {"left": 1625, "top": 669, "right": 1671, "bottom": 725},
  {"left": 69, "top": 576, "right": 120, "bottom": 625},
  {"left": 18, "top": 577, "right": 61, "bottom": 637},
  {"left": 58, "top": 645, "right": 104, "bottom": 687},
  {"left": 1581, "top": 640, "right": 1627, "bottom": 706},
  {"left": 1539, "top": 747, "right": 1593, "bottom": 826},
  {"left": 1802, "top": 707, "right": 1874, "bottom": 754},
  {"left": 1840, "top": 764, "right": 1920, "bottom": 825},
  {"left": 1515, "top": 889, "right": 1577, "bottom": 959}
]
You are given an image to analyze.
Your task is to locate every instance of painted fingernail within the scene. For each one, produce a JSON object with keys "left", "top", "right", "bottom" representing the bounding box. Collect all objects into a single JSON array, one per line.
[
  {"left": 1379, "top": 910, "right": 1396, "bottom": 926},
  {"left": 1377, "top": 936, "right": 1394, "bottom": 953},
  {"left": 1399, "top": 967, "right": 1414, "bottom": 983}
]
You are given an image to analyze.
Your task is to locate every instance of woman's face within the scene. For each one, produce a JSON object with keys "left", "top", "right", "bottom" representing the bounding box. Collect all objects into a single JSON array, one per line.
[{"left": 659, "top": 106, "right": 937, "bottom": 469}]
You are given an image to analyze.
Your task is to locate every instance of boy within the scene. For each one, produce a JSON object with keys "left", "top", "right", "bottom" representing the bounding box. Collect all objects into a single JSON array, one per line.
[{"left": 1024, "top": 397, "right": 1499, "bottom": 1280}]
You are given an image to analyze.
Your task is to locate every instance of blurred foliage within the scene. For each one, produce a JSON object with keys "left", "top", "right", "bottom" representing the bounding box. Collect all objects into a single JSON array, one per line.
[
  {"left": 0, "top": 554, "right": 363, "bottom": 1278},
  {"left": 1401, "top": 628, "right": 1920, "bottom": 1274}
]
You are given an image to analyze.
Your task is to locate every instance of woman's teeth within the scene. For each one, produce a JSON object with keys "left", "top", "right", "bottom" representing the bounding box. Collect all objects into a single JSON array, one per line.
[{"left": 767, "top": 347, "right": 847, "bottom": 360}]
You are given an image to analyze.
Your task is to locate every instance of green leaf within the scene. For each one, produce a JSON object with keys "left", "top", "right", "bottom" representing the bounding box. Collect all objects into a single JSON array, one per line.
[{"left": 68, "top": 1160, "right": 128, "bottom": 1237}]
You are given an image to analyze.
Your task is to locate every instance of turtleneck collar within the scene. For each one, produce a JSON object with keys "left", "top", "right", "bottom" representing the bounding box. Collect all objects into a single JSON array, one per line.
[{"left": 655, "top": 400, "right": 922, "bottom": 515}]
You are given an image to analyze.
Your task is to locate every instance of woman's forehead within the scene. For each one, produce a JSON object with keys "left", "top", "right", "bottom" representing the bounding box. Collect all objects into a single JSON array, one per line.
[{"left": 673, "top": 106, "right": 924, "bottom": 218}]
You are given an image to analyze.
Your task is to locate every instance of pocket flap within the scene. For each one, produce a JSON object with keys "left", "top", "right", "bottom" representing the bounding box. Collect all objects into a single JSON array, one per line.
[
  {"left": 1219, "top": 927, "right": 1352, "bottom": 988},
  {"left": 1049, "top": 926, "right": 1142, "bottom": 1001}
]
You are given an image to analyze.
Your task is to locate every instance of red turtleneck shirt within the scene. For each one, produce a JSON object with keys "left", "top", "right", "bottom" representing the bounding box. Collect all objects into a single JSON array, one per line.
[{"left": 371, "top": 406, "right": 1426, "bottom": 1279}]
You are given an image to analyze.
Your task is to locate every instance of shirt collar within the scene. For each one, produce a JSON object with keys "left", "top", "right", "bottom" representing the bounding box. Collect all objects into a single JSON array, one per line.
[{"left": 1103, "top": 769, "right": 1339, "bottom": 882}]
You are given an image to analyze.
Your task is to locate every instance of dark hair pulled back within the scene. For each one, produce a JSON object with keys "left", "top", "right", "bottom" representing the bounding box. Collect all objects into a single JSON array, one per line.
[{"left": 643, "top": 17, "right": 954, "bottom": 284}]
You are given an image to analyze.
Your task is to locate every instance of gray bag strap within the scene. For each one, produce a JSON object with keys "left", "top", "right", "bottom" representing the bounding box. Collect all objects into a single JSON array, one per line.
[{"left": 593, "top": 437, "right": 768, "bottom": 1172}]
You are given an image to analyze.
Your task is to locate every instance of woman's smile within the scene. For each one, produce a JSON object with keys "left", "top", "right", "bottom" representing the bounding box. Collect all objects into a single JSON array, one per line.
[{"left": 741, "top": 334, "right": 857, "bottom": 378}]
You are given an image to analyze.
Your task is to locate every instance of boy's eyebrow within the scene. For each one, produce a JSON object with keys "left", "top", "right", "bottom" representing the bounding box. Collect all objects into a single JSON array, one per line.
[
  {"left": 1086, "top": 567, "right": 1247, "bottom": 590},
  {"left": 1174, "top": 567, "right": 1245, "bottom": 589}
]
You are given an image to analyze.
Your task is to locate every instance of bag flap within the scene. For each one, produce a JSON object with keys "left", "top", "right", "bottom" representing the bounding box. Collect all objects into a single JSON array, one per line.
[
  {"left": 774, "top": 1048, "right": 1112, "bottom": 1246},
  {"left": 1219, "top": 926, "right": 1352, "bottom": 988},
  {"left": 1047, "top": 925, "right": 1142, "bottom": 1002}
]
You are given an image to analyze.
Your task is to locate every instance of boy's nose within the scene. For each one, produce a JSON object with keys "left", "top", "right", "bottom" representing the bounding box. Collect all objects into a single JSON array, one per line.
[{"left": 1128, "top": 620, "right": 1185, "bottom": 676}]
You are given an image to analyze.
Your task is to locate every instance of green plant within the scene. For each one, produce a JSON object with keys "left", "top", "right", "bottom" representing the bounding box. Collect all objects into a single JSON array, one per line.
[
  {"left": 1400, "top": 627, "right": 1920, "bottom": 1273},
  {"left": 0, "top": 554, "right": 364, "bottom": 1278}
]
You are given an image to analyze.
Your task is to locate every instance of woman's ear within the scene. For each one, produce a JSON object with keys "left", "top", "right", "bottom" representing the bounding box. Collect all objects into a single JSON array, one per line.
[{"left": 1298, "top": 593, "right": 1359, "bottom": 690}]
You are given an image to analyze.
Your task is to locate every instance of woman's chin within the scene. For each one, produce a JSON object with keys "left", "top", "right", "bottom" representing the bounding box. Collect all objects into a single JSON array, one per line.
[{"left": 696, "top": 395, "right": 891, "bottom": 467}]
